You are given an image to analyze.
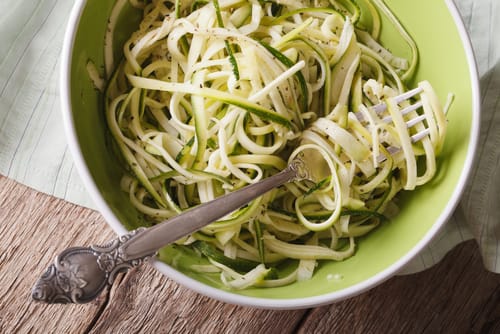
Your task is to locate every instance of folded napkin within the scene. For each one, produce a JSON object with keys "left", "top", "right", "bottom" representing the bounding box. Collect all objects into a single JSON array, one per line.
[
  {"left": 0, "top": 0, "right": 95, "bottom": 208},
  {"left": 0, "top": 0, "right": 498, "bottom": 273}
]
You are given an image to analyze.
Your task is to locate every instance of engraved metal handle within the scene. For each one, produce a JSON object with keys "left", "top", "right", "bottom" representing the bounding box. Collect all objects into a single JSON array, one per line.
[{"left": 32, "top": 160, "right": 308, "bottom": 304}]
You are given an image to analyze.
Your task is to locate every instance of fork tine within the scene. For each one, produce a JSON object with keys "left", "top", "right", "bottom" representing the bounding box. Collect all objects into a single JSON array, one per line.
[
  {"left": 371, "top": 86, "right": 423, "bottom": 112},
  {"left": 400, "top": 100, "right": 423, "bottom": 116},
  {"left": 392, "top": 86, "right": 423, "bottom": 104},
  {"left": 406, "top": 114, "right": 426, "bottom": 128},
  {"left": 352, "top": 85, "right": 435, "bottom": 160},
  {"left": 381, "top": 101, "right": 423, "bottom": 123},
  {"left": 410, "top": 128, "right": 431, "bottom": 143},
  {"left": 355, "top": 88, "right": 424, "bottom": 122},
  {"left": 370, "top": 103, "right": 386, "bottom": 114},
  {"left": 376, "top": 126, "right": 429, "bottom": 163}
]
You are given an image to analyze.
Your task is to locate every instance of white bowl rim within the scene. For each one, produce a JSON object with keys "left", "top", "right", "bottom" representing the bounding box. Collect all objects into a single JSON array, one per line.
[{"left": 60, "top": 0, "right": 481, "bottom": 310}]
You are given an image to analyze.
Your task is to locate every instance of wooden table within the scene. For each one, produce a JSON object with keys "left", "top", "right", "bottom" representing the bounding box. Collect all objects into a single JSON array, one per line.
[{"left": 1, "top": 175, "right": 498, "bottom": 333}]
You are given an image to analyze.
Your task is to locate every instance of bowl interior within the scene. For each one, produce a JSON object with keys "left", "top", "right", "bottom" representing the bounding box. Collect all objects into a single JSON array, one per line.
[{"left": 66, "top": 0, "right": 477, "bottom": 304}]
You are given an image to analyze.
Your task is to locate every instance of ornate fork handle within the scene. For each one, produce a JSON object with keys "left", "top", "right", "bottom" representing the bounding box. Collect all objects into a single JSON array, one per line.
[
  {"left": 32, "top": 159, "right": 308, "bottom": 304},
  {"left": 31, "top": 228, "right": 154, "bottom": 304}
]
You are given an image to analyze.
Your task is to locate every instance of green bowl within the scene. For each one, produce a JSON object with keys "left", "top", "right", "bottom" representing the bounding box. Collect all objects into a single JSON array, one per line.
[{"left": 61, "top": 0, "right": 480, "bottom": 308}]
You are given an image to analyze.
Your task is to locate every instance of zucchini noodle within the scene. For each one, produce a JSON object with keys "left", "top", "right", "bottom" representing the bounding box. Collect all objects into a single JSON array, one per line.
[{"left": 103, "top": 0, "right": 448, "bottom": 289}]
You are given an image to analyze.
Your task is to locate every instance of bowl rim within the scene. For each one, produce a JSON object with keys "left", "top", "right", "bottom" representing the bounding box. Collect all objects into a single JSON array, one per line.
[{"left": 60, "top": 0, "right": 481, "bottom": 309}]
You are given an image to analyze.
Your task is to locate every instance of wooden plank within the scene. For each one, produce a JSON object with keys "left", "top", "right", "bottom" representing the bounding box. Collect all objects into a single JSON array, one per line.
[
  {"left": 88, "top": 264, "right": 306, "bottom": 334},
  {"left": 0, "top": 176, "right": 114, "bottom": 333},
  {"left": 297, "top": 241, "right": 500, "bottom": 333}
]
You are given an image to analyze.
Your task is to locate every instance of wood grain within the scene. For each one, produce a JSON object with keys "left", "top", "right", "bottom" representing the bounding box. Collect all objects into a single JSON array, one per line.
[
  {"left": 0, "top": 175, "right": 498, "bottom": 334},
  {"left": 297, "top": 241, "right": 500, "bottom": 334},
  {"left": 0, "top": 176, "right": 113, "bottom": 333},
  {"left": 89, "top": 264, "right": 305, "bottom": 334}
]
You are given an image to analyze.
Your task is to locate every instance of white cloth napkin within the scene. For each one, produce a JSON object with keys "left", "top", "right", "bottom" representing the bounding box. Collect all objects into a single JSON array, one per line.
[
  {"left": 0, "top": 0, "right": 95, "bottom": 208},
  {"left": 0, "top": 0, "right": 498, "bottom": 273}
]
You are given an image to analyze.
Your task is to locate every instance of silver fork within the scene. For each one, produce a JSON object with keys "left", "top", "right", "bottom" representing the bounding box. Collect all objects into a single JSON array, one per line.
[
  {"left": 355, "top": 86, "right": 430, "bottom": 144},
  {"left": 31, "top": 86, "right": 431, "bottom": 304}
]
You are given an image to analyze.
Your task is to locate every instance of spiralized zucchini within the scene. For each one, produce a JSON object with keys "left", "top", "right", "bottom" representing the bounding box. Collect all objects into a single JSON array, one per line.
[{"left": 103, "top": 0, "right": 448, "bottom": 288}]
